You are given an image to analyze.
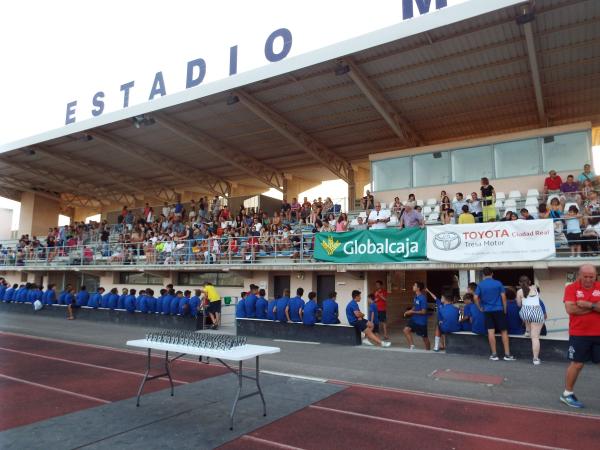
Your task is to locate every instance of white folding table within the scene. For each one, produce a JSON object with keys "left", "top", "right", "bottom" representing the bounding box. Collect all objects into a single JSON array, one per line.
[{"left": 126, "top": 339, "right": 280, "bottom": 429}]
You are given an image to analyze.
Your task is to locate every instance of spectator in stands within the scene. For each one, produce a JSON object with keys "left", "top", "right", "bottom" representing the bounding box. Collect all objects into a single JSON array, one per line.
[
  {"left": 581, "top": 216, "right": 600, "bottom": 256},
  {"left": 520, "top": 208, "right": 534, "bottom": 220},
  {"left": 400, "top": 204, "right": 424, "bottom": 229},
  {"left": 544, "top": 170, "right": 563, "bottom": 200},
  {"left": 336, "top": 213, "right": 349, "bottom": 232},
  {"left": 351, "top": 216, "right": 368, "bottom": 231},
  {"left": 474, "top": 267, "right": 514, "bottom": 361},
  {"left": 405, "top": 194, "right": 417, "bottom": 208},
  {"left": 368, "top": 293, "right": 379, "bottom": 335},
  {"left": 452, "top": 193, "right": 467, "bottom": 215},
  {"left": 538, "top": 203, "right": 550, "bottom": 219},
  {"left": 425, "top": 288, "right": 460, "bottom": 352},
  {"left": 505, "top": 287, "right": 525, "bottom": 335},
  {"left": 276, "top": 289, "right": 291, "bottom": 323},
  {"left": 392, "top": 197, "right": 403, "bottom": 219},
  {"left": 458, "top": 205, "right": 475, "bottom": 224},
  {"left": 201, "top": 282, "right": 222, "bottom": 329},
  {"left": 281, "top": 198, "right": 292, "bottom": 222},
  {"left": 549, "top": 197, "right": 563, "bottom": 221},
  {"left": 322, "top": 291, "right": 340, "bottom": 324},
  {"left": 347, "top": 290, "right": 390, "bottom": 347},
  {"left": 468, "top": 192, "right": 483, "bottom": 222},
  {"left": 560, "top": 175, "right": 581, "bottom": 206},
  {"left": 288, "top": 288, "right": 305, "bottom": 323},
  {"left": 244, "top": 284, "right": 258, "bottom": 318},
  {"left": 302, "top": 291, "right": 319, "bottom": 325},
  {"left": 480, "top": 177, "right": 496, "bottom": 222},
  {"left": 516, "top": 276, "right": 545, "bottom": 365},
  {"left": 460, "top": 293, "right": 474, "bottom": 332},
  {"left": 255, "top": 288, "right": 268, "bottom": 319},
  {"left": 578, "top": 163, "right": 597, "bottom": 186},
  {"left": 235, "top": 292, "right": 247, "bottom": 319},
  {"left": 88, "top": 287, "right": 103, "bottom": 308},
  {"left": 560, "top": 264, "right": 600, "bottom": 408},
  {"left": 368, "top": 202, "right": 390, "bottom": 230},
  {"left": 374, "top": 280, "right": 389, "bottom": 340},
  {"left": 565, "top": 205, "right": 583, "bottom": 257},
  {"left": 403, "top": 282, "right": 430, "bottom": 350},
  {"left": 361, "top": 190, "right": 375, "bottom": 211},
  {"left": 439, "top": 195, "right": 451, "bottom": 224}
]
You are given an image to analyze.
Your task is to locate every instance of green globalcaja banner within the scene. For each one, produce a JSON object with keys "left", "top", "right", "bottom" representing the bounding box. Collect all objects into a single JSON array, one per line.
[{"left": 313, "top": 228, "right": 426, "bottom": 263}]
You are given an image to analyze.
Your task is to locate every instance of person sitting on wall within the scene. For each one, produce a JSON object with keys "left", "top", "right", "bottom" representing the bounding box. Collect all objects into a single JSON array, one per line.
[
  {"left": 288, "top": 288, "right": 305, "bottom": 323},
  {"left": 347, "top": 290, "right": 390, "bottom": 348},
  {"left": 425, "top": 288, "right": 460, "bottom": 352},
  {"left": 236, "top": 291, "right": 247, "bottom": 319},
  {"left": 88, "top": 287, "right": 104, "bottom": 309},
  {"left": 302, "top": 291, "right": 319, "bottom": 325},
  {"left": 276, "top": 289, "right": 291, "bottom": 323},
  {"left": 255, "top": 289, "right": 268, "bottom": 319},
  {"left": 322, "top": 291, "right": 340, "bottom": 324}
]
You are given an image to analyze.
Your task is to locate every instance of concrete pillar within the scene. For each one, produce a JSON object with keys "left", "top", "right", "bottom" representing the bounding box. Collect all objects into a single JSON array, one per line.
[{"left": 18, "top": 192, "right": 61, "bottom": 237}]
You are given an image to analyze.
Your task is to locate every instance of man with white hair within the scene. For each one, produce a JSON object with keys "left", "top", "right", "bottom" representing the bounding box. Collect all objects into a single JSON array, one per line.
[
  {"left": 560, "top": 264, "right": 600, "bottom": 408},
  {"left": 368, "top": 202, "right": 390, "bottom": 230}
]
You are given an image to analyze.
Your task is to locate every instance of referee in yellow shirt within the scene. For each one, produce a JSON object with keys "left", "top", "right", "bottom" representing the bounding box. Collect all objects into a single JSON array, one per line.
[{"left": 201, "top": 282, "right": 222, "bottom": 329}]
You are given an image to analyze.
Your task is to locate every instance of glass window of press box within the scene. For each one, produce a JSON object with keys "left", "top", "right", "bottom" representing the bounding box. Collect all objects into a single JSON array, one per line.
[{"left": 371, "top": 130, "right": 591, "bottom": 190}]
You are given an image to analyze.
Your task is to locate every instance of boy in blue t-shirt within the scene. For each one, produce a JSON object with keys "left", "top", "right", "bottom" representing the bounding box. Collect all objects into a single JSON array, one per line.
[
  {"left": 189, "top": 290, "right": 201, "bottom": 318},
  {"left": 236, "top": 291, "right": 247, "bottom": 318},
  {"left": 178, "top": 290, "right": 191, "bottom": 316},
  {"left": 460, "top": 294, "right": 474, "bottom": 331},
  {"left": 267, "top": 297, "right": 277, "bottom": 320},
  {"left": 505, "top": 287, "right": 525, "bottom": 335},
  {"left": 255, "top": 289, "right": 268, "bottom": 319},
  {"left": 403, "top": 282, "right": 431, "bottom": 350},
  {"left": 244, "top": 284, "right": 258, "bottom": 318},
  {"left": 346, "top": 290, "right": 390, "bottom": 347},
  {"left": 170, "top": 291, "right": 182, "bottom": 315},
  {"left": 107, "top": 288, "right": 119, "bottom": 309},
  {"left": 88, "top": 287, "right": 104, "bottom": 308},
  {"left": 367, "top": 293, "right": 380, "bottom": 335},
  {"left": 288, "top": 288, "right": 305, "bottom": 323},
  {"left": 302, "top": 291, "right": 319, "bottom": 325},
  {"left": 276, "top": 289, "right": 291, "bottom": 323},
  {"left": 4, "top": 284, "right": 18, "bottom": 302},
  {"left": 45, "top": 284, "right": 57, "bottom": 305},
  {"left": 76, "top": 286, "right": 89, "bottom": 307},
  {"left": 118, "top": 288, "right": 128, "bottom": 309},
  {"left": 145, "top": 289, "right": 156, "bottom": 313},
  {"left": 322, "top": 291, "right": 340, "bottom": 325},
  {"left": 426, "top": 288, "right": 460, "bottom": 352},
  {"left": 125, "top": 289, "right": 137, "bottom": 313}
]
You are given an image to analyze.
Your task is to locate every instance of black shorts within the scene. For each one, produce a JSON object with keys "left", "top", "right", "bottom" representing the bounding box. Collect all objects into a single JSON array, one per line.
[
  {"left": 378, "top": 311, "right": 387, "bottom": 323},
  {"left": 207, "top": 300, "right": 221, "bottom": 314},
  {"left": 484, "top": 311, "right": 507, "bottom": 331},
  {"left": 373, "top": 323, "right": 380, "bottom": 334},
  {"left": 353, "top": 319, "right": 368, "bottom": 332},
  {"left": 407, "top": 319, "right": 428, "bottom": 337},
  {"left": 566, "top": 232, "right": 581, "bottom": 246},
  {"left": 568, "top": 335, "right": 600, "bottom": 363}
]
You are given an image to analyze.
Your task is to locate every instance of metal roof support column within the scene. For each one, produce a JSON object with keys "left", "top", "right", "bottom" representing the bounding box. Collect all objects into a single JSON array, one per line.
[
  {"left": 233, "top": 90, "right": 354, "bottom": 185},
  {"left": 342, "top": 57, "right": 423, "bottom": 147},
  {"left": 153, "top": 111, "right": 285, "bottom": 192},
  {"left": 519, "top": 6, "right": 547, "bottom": 126}
]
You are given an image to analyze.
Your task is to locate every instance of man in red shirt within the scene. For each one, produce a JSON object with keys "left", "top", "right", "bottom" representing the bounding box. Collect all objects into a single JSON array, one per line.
[
  {"left": 560, "top": 264, "right": 600, "bottom": 408},
  {"left": 543, "top": 170, "right": 562, "bottom": 200},
  {"left": 374, "top": 280, "right": 390, "bottom": 341}
]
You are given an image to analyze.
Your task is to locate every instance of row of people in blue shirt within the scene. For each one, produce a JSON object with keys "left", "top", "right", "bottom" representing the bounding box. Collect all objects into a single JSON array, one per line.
[{"left": 0, "top": 281, "right": 206, "bottom": 317}]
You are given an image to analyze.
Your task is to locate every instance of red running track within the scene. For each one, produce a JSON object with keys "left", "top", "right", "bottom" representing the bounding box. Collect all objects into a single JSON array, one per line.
[
  {"left": 0, "top": 331, "right": 227, "bottom": 431},
  {"left": 221, "top": 385, "right": 600, "bottom": 450}
]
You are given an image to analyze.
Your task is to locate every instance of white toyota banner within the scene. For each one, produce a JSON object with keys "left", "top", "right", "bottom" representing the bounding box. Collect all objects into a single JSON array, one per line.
[{"left": 426, "top": 220, "right": 556, "bottom": 263}]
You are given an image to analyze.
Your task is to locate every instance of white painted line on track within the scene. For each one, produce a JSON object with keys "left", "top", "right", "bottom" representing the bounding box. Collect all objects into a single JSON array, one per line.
[
  {"left": 309, "top": 405, "right": 566, "bottom": 450},
  {"left": 273, "top": 339, "right": 320, "bottom": 345},
  {"left": 0, "top": 373, "right": 111, "bottom": 404},
  {"left": 240, "top": 435, "right": 306, "bottom": 450},
  {"left": 260, "top": 370, "right": 327, "bottom": 383},
  {"left": 0, "top": 346, "right": 188, "bottom": 384}
]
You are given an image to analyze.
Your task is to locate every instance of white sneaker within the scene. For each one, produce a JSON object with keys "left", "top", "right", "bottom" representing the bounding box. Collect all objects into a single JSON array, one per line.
[
  {"left": 524, "top": 332, "right": 531, "bottom": 338},
  {"left": 533, "top": 358, "right": 541, "bottom": 365},
  {"left": 362, "top": 339, "right": 374, "bottom": 346},
  {"left": 409, "top": 345, "right": 416, "bottom": 350},
  {"left": 381, "top": 341, "right": 391, "bottom": 348}
]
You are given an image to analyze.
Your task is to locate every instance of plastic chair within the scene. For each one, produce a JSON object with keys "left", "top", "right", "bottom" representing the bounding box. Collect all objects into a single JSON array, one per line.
[
  {"left": 526, "top": 189, "right": 540, "bottom": 198},
  {"left": 426, "top": 198, "right": 437, "bottom": 206},
  {"left": 496, "top": 192, "right": 506, "bottom": 201},
  {"left": 508, "top": 190, "right": 522, "bottom": 200},
  {"left": 422, "top": 206, "right": 432, "bottom": 215}
]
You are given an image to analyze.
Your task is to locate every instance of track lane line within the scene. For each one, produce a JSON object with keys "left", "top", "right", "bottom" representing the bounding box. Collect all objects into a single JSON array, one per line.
[
  {"left": 240, "top": 435, "right": 306, "bottom": 450},
  {"left": 0, "top": 373, "right": 110, "bottom": 404},
  {"left": 0, "top": 346, "right": 189, "bottom": 385},
  {"left": 326, "top": 379, "right": 600, "bottom": 421},
  {"left": 309, "top": 405, "right": 566, "bottom": 450}
]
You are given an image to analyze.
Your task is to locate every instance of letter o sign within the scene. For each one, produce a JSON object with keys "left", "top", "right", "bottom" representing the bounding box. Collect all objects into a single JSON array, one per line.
[{"left": 265, "top": 28, "right": 293, "bottom": 62}]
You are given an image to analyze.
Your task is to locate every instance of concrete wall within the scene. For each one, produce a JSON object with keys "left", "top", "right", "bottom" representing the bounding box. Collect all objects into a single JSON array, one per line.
[
  {"left": 0, "top": 208, "right": 13, "bottom": 240},
  {"left": 18, "top": 192, "right": 60, "bottom": 237}
]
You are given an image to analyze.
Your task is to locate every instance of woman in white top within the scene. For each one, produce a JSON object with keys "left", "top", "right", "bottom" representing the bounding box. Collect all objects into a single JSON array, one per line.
[{"left": 516, "top": 276, "right": 546, "bottom": 365}]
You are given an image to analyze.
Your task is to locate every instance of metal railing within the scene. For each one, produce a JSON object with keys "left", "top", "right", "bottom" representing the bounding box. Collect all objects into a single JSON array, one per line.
[{"left": 0, "top": 231, "right": 599, "bottom": 268}]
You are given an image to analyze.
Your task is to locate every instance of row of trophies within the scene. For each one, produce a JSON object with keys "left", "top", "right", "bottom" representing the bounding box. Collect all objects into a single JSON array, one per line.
[{"left": 145, "top": 329, "right": 247, "bottom": 350}]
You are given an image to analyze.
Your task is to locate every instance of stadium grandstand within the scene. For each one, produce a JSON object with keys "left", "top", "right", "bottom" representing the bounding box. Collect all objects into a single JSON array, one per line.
[{"left": 1, "top": 0, "right": 600, "bottom": 339}]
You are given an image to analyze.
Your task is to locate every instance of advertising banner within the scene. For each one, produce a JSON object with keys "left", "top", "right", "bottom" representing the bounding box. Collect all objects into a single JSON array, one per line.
[
  {"left": 426, "top": 220, "right": 555, "bottom": 263},
  {"left": 314, "top": 228, "right": 425, "bottom": 263}
]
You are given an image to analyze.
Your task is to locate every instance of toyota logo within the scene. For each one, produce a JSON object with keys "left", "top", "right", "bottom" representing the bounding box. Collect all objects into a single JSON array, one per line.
[{"left": 433, "top": 231, "right": 461, "bottom": 251}]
